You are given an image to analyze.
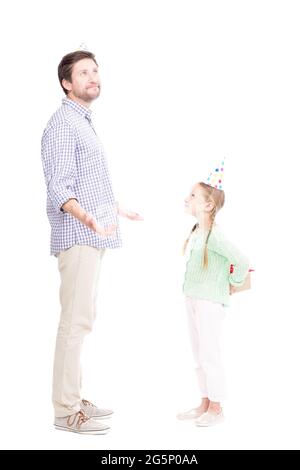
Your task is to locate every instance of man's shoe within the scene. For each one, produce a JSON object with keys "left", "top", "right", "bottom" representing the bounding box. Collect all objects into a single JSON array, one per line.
[
  {"left": 195, "top": 410, "right": 224, "bottom": 427},
  {"left": 54, "top": 410, "right": 110, "bottom": 435},
  {"left": 81, "top": 399, "right": 113, "bottom": 419}
]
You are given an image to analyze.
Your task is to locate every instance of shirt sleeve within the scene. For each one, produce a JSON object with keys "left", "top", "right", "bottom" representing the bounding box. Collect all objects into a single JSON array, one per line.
[
  {"left": 41, "top": 122, "right": 78, "bottom": 214},
  {"left": 210, "top": 231, "right": 250, "bottom": 287}
]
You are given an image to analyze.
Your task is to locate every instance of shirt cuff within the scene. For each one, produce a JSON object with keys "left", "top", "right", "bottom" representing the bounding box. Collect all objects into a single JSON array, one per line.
[
  {"left": 60, "top": 197, "right": 79, "bottom": 213},
  {"left": 49, "top": 189, "right": 78, "bottom": 214}
]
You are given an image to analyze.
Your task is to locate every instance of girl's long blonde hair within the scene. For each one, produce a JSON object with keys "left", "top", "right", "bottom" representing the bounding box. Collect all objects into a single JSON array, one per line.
[{"left": 183, "top": 182, "right": 225, "bottom": 268}]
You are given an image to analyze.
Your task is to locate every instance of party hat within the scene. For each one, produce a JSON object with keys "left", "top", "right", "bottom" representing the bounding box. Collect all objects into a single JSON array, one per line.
[
  {"left": 206, "top": 157, "right": 225, "bottom": 190},
  {"left": 77, "top": 42, "right": 89, "bottom": 51}
]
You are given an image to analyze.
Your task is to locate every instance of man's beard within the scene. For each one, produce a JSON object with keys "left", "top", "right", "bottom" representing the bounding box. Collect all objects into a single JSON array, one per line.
[{"left": 74, "top": 86, "right": 100, "bottom": 102}]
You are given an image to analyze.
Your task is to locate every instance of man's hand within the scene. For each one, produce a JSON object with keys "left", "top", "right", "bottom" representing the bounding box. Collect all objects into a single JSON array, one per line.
[
  {"left": 61, "top": 199, "right": 117, "bottom": 236},
  {"left": 124, "top": 211, "right": 144, "bottom": 221},
  {"left": 84, "top": 214, "right": 117, "bottom": 236},
  {"left": 117, "top": 204, "right": 144, "bottom": 221}
]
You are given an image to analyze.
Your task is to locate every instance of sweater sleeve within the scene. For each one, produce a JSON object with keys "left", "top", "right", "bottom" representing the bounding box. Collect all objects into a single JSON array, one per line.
[{"left": 210, "top": 230, "right": 250, "bottom": 287}]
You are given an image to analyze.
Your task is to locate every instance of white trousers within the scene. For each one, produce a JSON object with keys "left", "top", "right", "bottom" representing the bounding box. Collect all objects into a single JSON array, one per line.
[
  {"left": 53, "top": 245, "right": 105, "bottom": 417},
  {"left": 185, "top": 296, "right": 226, "bottom": 402}
]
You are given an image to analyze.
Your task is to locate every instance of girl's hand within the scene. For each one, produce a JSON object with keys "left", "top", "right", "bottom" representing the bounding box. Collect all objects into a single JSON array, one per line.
[{"left": 229, "top": 284, "right": 235, "bottom": 295}]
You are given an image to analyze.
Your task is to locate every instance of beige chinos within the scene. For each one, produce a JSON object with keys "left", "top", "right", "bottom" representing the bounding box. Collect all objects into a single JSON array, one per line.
[{"left": 52, "top": 244, "right": 105, "bottom": 417}]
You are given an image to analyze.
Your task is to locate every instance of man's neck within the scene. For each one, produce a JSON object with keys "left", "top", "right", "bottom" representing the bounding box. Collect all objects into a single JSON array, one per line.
[{"left": 67, "top": 93, "right": 91, "bottom": 109}]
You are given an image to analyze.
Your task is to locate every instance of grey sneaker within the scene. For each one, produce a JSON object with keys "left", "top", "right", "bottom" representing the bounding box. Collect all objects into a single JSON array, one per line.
[
  {"left": 81, "top": 399, "right": 113, "bottom": 419},
  {"left": 54, "top": 410, "right": 110, "bottom": 435}
]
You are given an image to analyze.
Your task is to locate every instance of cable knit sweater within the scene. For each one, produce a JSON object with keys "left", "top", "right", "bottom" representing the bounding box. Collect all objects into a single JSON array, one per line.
[{"left": 183, "top": 225, "right": 249, "bottom": 307}]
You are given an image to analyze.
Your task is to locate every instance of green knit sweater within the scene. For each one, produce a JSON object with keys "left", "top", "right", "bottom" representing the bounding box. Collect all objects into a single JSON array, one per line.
[{"left": 183, "top": 225, "right": 249, "bottom": 307}]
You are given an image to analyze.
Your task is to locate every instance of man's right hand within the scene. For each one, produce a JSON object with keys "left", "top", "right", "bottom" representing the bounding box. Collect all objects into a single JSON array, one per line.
[
  {"left": 84, "top": 214, "right": 117, "bottom": 237},
  {"left": 61, "top": 199, "right": 117, "bottom": 237}
]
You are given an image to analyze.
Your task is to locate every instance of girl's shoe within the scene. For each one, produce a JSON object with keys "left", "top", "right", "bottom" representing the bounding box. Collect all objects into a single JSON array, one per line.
[
  {"left": 195, "top": 410, "right": 224, "bottom": 427},
  {"left": 177, "top": 408, "right": 205, "bottom": 420}
]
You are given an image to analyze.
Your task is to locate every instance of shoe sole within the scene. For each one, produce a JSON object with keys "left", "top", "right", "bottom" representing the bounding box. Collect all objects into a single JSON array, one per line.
[
  {"left": 91, "top": 413, "right": 113, "bottom": 420},
  {"left": 177, "top": 412, "right": 204, "bottom": 421},
  {"left": 54, "top": 425, "right": 110, "bottom": 435},
  {"left": 195, "top": 418, "right": 225, "bottom": 427},
  {"left": 177, "top": 415, "right": 202, "bottom": 421}
]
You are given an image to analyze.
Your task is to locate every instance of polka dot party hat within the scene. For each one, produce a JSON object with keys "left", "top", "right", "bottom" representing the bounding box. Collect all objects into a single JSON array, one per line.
[{"left": 206, "top": 157, "right": 225, "bottom": 190}]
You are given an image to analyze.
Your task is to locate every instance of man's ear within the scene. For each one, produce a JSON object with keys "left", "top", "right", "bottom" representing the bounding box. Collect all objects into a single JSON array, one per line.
[{"left": 62, "top": 78, "right": 72, "bottom": 92}]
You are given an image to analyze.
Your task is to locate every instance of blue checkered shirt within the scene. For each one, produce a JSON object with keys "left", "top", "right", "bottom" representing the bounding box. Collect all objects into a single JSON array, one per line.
[{"left": 41, "top": 97, "right": 122, "bottom": 256}]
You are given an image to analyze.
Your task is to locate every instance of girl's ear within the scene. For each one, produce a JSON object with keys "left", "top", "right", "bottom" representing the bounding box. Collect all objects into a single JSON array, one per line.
[{"left": 205, "top": 201, "right": 214, "bottom": 212}]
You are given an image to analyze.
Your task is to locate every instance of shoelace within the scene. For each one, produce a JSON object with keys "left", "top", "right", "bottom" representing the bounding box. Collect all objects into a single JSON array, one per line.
[
  {"left": 82, "top": 399, "right": 95, "bottom": 408},
  {"left": 67, "top": 410, "right": 90, "bottom": 429}
]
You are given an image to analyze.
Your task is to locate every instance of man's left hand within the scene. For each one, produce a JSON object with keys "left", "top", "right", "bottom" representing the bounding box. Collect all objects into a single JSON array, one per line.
[{"left": 118, "top": 205, "right": 144, "bottom": 221}]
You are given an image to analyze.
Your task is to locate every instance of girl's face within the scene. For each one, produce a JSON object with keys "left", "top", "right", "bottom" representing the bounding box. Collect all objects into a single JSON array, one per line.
[{"left": 184, "top": 184, "right": 214, "bottom": 217}]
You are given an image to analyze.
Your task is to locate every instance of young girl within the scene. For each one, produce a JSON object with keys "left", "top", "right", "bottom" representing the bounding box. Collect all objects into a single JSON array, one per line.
[{"left": 177, "top": 159, "right": 249, "bottom": 426}]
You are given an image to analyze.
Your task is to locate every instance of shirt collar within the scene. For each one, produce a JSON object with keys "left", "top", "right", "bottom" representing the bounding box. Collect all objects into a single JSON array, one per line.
[{"left": 62, "top": 97, "right": 92, "bottom": 120}]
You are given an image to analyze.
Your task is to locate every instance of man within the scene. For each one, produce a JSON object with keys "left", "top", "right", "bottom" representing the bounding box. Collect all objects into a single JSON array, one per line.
[{"left": 41, "top": 50, "right": 142, "bottom": 435}]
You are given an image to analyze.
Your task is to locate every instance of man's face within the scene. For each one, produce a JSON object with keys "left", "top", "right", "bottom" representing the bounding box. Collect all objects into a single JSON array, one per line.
[{"left": 63, "top": 58, "right": 101, "bottom": 103}]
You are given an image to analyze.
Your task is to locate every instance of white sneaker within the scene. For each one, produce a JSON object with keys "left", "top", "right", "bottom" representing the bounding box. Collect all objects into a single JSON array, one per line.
[
  {"left": 80, "top": 399, "right": 113, "bottom": 419},
  {"left": 54, "top": 410, "right": 110, "bottom": 435},
  {"left": 177, "top": 408, "right": 205, "bottom": 420},
  {"left": 195, "top": 410, "right": 224, "bottom": 427}
]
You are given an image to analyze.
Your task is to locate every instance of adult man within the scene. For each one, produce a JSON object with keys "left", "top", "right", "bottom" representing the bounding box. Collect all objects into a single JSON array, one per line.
[{"left": 41, "top": 50, "right": 142, "bottom": 434}]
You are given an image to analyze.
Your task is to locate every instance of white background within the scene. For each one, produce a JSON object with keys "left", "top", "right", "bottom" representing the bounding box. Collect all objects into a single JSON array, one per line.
[{"left": 1, "top": 0, "right": 300, "bottom": 450}]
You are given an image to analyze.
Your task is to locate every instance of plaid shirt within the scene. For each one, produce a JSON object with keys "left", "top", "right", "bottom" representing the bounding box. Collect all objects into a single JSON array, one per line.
[{"left": 41, "top": 97, "right": 122, "bottom": 256}]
